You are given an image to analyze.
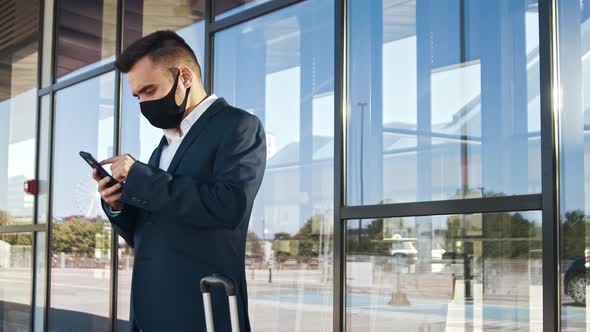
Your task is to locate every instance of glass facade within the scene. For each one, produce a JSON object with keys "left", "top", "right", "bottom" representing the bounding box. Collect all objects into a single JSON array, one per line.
[
  {"left": 214, "top": 0, "right": 334, "bottom": 330},
  {"left": 0, "top": 0, "right": 40, "bottom": 226},
  {"left": 50, "top": 72, "right": 115, "bottom": 331},
  {"left": 347, "top": 0, "right": 541, "bottom": 206},
  {"left": 0, "top": 232, "right": 33, "bottom": 331},
  {"left": 214, "top": 0, "right": 274, "bottom": 19},
  {"left": 55, "top": 0, "right": 118, "bottom": 81},
  {"left": 0, "top": 0, "right": 578, "bottom": 331},
  {"left": 346, "top": 212, "right": 543, "bottom": 331},
  {"left": 557, "top": 0, "right": 590, "bottom": 330}
]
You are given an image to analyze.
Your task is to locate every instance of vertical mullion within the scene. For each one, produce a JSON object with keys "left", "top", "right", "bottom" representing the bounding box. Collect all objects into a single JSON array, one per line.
[
  {"left": 539, "top": 0, "right": 561, "bottom": 331},
  {"left": 205, "top": 0, "right": 214, "bottom": 94},
  {"left": 109, "top": 0, "right": 124, "bottom": 331},
  {"left": 44, "top": 0, "right": 59, "bottom": 329},
  {"left": 334, "top": 0, "right": 346, "bottom": 331},
  {"left": 30, "top": 0, "right": 47, "bottom": 328},
  {"left": 44, "top": 91, "right": 55, "bottom": 332}
]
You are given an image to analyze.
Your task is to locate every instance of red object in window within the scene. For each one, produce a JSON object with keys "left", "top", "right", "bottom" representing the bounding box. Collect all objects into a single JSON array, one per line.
[{"left": 24, "top": 179, "right": 38, "bottom": 195}]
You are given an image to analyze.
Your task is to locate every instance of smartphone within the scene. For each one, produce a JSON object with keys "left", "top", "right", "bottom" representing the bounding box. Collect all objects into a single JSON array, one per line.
[{"left": 79, "top": 151, "right": 121, "bottom": 189}]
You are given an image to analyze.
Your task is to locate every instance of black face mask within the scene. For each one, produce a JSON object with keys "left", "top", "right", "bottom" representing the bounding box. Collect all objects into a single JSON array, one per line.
[{"left": 139, "top": 70, "right": 191, "bottom": 129}]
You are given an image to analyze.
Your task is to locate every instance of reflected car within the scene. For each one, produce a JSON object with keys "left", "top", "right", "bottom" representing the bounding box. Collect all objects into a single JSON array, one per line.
[
  {"left": 390, "top": 242, "right": 446, "bottom": 264},
  {"left": 390, "top": 241, "right": 417, "bottom": 264},
  {"left": 564, "top": 256, "right": 586, "bottom": 305}
]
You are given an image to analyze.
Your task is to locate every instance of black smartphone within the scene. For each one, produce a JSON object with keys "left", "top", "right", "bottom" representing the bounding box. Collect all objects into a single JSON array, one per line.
[{"left": 79, "top": 151, "right": 121, "bottom": 188}]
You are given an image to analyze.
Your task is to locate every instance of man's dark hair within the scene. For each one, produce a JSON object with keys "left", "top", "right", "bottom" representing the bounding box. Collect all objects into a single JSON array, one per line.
[{"left": 115, "top": 30, "right": 202, "bottom": 79}]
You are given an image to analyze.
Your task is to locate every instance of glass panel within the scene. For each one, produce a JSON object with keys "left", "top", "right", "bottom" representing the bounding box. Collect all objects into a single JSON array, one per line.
[
  {"left": 556, "top": 1, "right": 590, "bottom": 330},
  {"left": 0, "top": 0, "right": 40, "bottom": 225},
  {"left": 41, "top": 0, "right": 55, "bottom": 86},
  {"left": 34, "top": 232, "right": 46, "bottom": 332},
  {"left": 214, "top": 0, "right": 334, "bottom": 330},
  {"left": 346, "top": 211, "right": 543, "bottom": 331},
  {"left": 50, "top": 72, "right": 114, "bottom": 331},
  {"left": 37, "top": 95, "right": 51, "bottom": 224},
  {"left": 116, "top": 236, "right": 133, "bottom": 331},
  {"left": 0, "top": 232, "right": 33, "bottom": 332},
  {"left": 55, "top": 0, "right": 117, "bottom": 81},
  {"left": 122, "top": 0, "right": 205, "bottom": 66},
  {"left": 346, "top": 0, "right": 541, "bottom": 206},
  {"left": 214, "top": 0, "right": 273, "bottom": 20}
]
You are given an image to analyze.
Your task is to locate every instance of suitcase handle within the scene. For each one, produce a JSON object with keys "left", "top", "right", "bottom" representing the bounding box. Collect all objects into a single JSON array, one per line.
[
  {"left": 200, "top": 274, "right": 240, "bottom": 332},
  {"left": 200, "top": 274, "right": 237, "bottom": 296}
]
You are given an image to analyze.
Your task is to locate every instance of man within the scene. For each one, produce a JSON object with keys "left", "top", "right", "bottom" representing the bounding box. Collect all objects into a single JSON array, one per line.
[{"left": 92, "top": 30, "right": 266, "bottom": 331}]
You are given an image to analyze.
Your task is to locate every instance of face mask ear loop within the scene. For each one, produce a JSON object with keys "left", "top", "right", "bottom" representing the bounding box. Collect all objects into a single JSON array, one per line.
[{"left": 168, "top": 69, "right": 181, "bottom": 105}]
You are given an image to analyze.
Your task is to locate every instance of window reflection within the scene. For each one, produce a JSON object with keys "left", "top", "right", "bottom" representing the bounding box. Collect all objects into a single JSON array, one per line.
[
  {"left": 55, "top": 0, "right": 117, "bottom": 81},
  {"left": 116, "top": 236, "right": 133, "bottom": 331},
  {"left": 0, "top": 90, "right": 37, "bottom": 226},
  {"left": 50, "top": 72, "right": 114, "bottom": 331},
  {"left": 346, "top": 212, "right": 543, "bottom": 331},
  {"left": 37, "top": 95, "right": 52, "bottom": 224},
  {"left": 214, "top": 0, "right": 273, "bottom": 20},
  {"left": 556, "top": 0, "right": 590, "bottom": 330},
  {"left": 34, "top": 232, "right": 47, "bottom": 332},
  {"left": 0, "top": 232, "right": 33, "bottom": 331},
  {"left": 123, "top": 0, "right": 205, "bottom": 53},
  {"left": 0, "top": 0, "right": 40, "bottom": 225},
  {"left": 347, "top": 0, "right": 541, "bottom": 206},
  {"left": 214, "top": 1, "right": 334, "bottom": 330}
]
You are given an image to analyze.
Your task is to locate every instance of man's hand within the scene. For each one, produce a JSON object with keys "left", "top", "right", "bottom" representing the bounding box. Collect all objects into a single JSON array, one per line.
[
  {"left": 100, "top": 154, "right": 136, "bottom": 182},
  {"left": 92, "top": 168, "right": 123, "bottom": 211}
]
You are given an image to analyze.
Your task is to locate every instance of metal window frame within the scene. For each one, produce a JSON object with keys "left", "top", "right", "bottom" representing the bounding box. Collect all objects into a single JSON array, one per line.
[
  {"left": 6, "top": 0, "right": 562, "bottom": 331},
  {"left": 333, "top": 0, "right": 346, "bottom": 330},
  {"left": 341, "top": 194, "right": 543, "bottom": 220},
  {"left": 539, "top": 0, "right": 561, "bottom": 330},
  {"left": 109, "top": 1, "right": 124, "bottom": 331}
]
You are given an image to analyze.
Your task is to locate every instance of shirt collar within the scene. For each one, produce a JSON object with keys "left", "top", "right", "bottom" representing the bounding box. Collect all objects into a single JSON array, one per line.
[{"left": 163, "top": 93, "right": 219, "bottom": 144}]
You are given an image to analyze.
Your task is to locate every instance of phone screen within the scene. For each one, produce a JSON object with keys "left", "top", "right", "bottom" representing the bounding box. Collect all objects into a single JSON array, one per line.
[{"left": 79, "top": 151, "right": 120, "bottom": 188}]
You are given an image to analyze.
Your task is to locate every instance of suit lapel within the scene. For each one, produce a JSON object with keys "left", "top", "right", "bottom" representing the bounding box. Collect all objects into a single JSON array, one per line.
[{"left": 166, "top": 97, "right": 228, "bottom": 174}]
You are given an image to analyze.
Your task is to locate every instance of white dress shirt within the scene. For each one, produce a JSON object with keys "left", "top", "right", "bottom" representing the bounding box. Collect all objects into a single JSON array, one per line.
[
  {"left": 159, "top": 93, "right": 219, "bottom": 170},
  {"left": 105, "top": 94, "right": 219, "bottom": 216}
]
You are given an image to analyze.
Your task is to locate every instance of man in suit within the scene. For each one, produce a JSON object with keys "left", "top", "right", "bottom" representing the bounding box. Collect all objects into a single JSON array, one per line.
[{"left": 92, "top": 30, "right": 266, "bottom": 331}]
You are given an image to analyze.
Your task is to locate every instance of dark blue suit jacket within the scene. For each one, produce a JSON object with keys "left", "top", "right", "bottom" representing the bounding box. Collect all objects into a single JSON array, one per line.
[{"left": 101, "top": 97, "right": 266, "bottom": 331}]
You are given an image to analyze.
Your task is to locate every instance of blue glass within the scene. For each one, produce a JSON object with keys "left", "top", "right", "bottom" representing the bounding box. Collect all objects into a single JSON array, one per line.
[
  {"left": 34, "top": 232, "right": 47, "bottom": 332},
  {"left": 556, "top": 0, "right": 590, "bottom": 330},
  {"left": 0, "top": 89, "right": 38, "bottom": 225},
  {"left": 346, "top": 211, "right": 543, "bottom": 331},
  {"left": 50, "top": 72, "right": 114, "bottom": 331},
  {"left": 0, "top": 232, "right": 33, "bottom": 331},
  {"left": 346, "top": 0, "right": 541, "bottom": 206},
  {"left": 214, "top": 0, "right": 335, "bottom": 330},
  {"left": 215, "top": 0, "right": 274, "bottom": 20},
  {"left": 0, "top": 5, "right": 39, "bottom": 224}
]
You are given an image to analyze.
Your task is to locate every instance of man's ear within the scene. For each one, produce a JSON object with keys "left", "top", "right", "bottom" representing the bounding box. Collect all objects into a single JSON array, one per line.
[{"left": 179, "top": 66, "right": 193, "bottom": 89}]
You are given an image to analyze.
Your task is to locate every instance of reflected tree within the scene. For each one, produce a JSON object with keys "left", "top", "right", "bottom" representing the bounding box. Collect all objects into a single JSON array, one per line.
[
  {"left": 51, "top": 217, "right": 110, "bottom": 257},
  {"left": 562, "top": 209, "right": 588, "bottom": 260}
]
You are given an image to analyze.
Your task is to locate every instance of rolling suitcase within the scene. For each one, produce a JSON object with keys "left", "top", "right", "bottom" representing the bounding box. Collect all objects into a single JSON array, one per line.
[{"left": 200, "top": 274, "right": 240, "bottom": 332}]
